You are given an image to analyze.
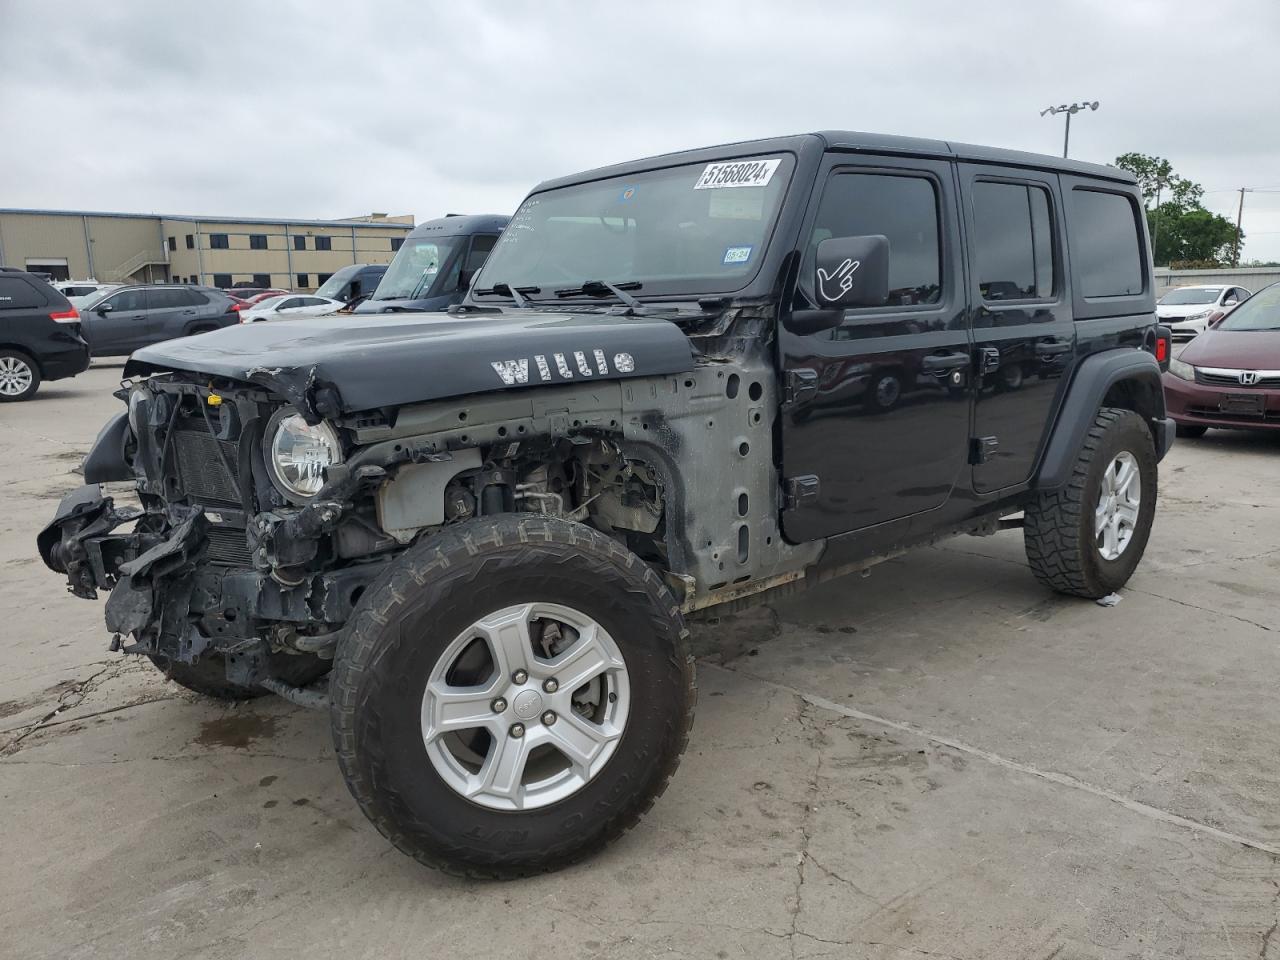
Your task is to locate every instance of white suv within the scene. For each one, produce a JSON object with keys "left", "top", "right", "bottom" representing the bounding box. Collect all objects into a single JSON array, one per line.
[
  {"left": 53, "top": 281, "right": 120, "bottom": 307},
  {"left": 1156, "top": 285, "right": 1250, "bottom": 339}
]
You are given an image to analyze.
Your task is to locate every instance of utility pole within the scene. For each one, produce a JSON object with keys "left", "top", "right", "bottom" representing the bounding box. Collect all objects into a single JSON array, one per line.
[
  {"left": 1233, "top": 187, "right": 1251, "bottom": 267},
  {"left": 1040, "top": 101, "right": 1100, "bottom": 158}
]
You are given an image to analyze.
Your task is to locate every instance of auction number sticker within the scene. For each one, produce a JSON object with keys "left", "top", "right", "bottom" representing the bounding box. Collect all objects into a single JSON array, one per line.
[{"left": 694, "top": 157, "right": 782, "bottom": 190}]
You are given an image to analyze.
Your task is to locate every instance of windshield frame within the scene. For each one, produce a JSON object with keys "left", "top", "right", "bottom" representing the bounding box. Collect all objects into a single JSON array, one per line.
[
  {"left": 1217, "top": 282, "right": 1280, "bottom": 332},
  {"left": 471, "top": 151, "right": 799, "bottom": 304}
]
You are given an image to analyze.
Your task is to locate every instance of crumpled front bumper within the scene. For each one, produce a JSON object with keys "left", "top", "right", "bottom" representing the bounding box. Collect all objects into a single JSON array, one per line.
[{"left": 39, "top": 484, "right": 383, "bottom": 681}]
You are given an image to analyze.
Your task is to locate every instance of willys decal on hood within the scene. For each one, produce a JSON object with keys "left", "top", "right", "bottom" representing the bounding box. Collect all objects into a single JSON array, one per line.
[{"left": 125, "top": 310, "right": 696, "bottom": 418}]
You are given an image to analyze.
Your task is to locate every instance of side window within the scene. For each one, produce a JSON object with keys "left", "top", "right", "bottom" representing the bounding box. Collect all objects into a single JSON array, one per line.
[
  {"left": 465, "top": 235, "right": 499, "bottom": 274},
  {"left": 0, "top": 277, "right": 48, "bottom": 309},
  {"left": 1068, "top": 189, "right": 1144, "bottom": 298},
  {"left": 972, "top": 181, "right": 1055, "bottom": 301},
  {"left": 183, "top": 289, "right": 208, "bottom": 305},
  {"left": 106, "top": 289, "right": 147, "bottom": 311},
  {"left": 279, "top": 298, "right": 302, "bottom": 309},
  {"left": 302, "top": 297, "right": 327, "bottom": 307},
  {"left": 804, "top": 172, "right": 942, "bottom": 308},
  {"left": 148, "top": 289, "right": 184, "bottom": 309}
]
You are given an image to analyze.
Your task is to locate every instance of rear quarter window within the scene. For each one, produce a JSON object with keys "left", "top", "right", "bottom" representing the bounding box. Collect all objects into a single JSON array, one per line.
[
  {"left": 0, "top": 276, "right": 50, "bottom": 310},
  {"left": 1068, "top": 188, "right": 1144, "bottom": 298}
]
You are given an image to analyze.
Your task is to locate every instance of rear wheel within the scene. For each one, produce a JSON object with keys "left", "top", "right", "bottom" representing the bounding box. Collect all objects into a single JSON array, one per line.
[
  {"left": 1024, "top": 407, "right": 1157, "bottom": 598},
  {"left": 330, "top": 515, "right": 695, "bottom": 878},
  {"left": 1175, "top": 423, "right": 1207, "bottom": 439},
  {"left": 0, "top": 350, "right": 40, "bottom": 402}
]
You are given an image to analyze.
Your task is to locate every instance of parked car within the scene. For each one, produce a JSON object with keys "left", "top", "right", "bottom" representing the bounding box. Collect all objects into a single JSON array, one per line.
[
  {"left": 53, "top": 280, "right": 120, "bottom": 306},
  {"left": 78, "top": 284, "right": 241, "bottom": 356},
  {"left": 0, "top": 268, "right": 89, "bottom": 401},
  {"left": 1156, "top": 285, "right": 1250, "bottom": 339},
  {"left": 314, "top": 263, "right": 387, "bottom": 305},
  {"left": 355, "top": 215, "right": 509, "bottom": 314},
  {"left": 239, "top": 294, "right": 343, "bottom": 323},
  {"left": 238, "top": 290, "right": 291, "bottom": 307},
  {"left": 41, "top": 131, "right": 1172, "bottom": 878},
  {"left": 1163, "top": 280, "right": 1280, "bottom": 436}
]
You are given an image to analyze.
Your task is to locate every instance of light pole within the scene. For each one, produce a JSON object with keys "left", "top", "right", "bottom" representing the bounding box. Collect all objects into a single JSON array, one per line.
[{"left": 1040, "top": 101, "right": 1100, "bottom": 158}]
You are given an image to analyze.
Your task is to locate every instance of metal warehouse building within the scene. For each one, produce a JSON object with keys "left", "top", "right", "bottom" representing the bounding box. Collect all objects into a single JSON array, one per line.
[{"left": 0, "top": 209, "right": 415, "bottom": 292}]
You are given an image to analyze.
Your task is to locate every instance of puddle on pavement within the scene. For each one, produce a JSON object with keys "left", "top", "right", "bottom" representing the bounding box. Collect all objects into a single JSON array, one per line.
[{"left": 195, "top": 712, "right": 278, "bottom": 749}]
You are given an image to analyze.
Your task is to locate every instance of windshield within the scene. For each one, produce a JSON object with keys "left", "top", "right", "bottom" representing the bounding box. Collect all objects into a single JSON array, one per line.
[
  {"left": 315, "top": 266, "right": 362, "bottom": 300},
  {"left": 254, "top": 296, "right": 288, "bottom": 311},
  {"left": 372, "top": 236, "right": 463, "bottom": 300},
  {"left": 1218, "top": 283, "right": 1280, "bottom": 331},
  {"left": 474, "top": 154, "right": 795, "bottom": 301},
  {"left": 1159, "top": 287, "right": 1221, "bottom": 305}
]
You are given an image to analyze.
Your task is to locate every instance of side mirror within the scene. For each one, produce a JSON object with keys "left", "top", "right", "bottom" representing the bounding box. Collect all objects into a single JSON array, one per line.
[
  {"left": 96, "top": 303, "right": 114, "bottom": 314},
  {"left": 1207, "top": 311, "right": 1226, "bottom": 328},
  {"left": 1224, "top": 298, "right": 1238, "bottom": 307},
  {"left": 814, "top": 235, "right": 890, "bottom": 309}
]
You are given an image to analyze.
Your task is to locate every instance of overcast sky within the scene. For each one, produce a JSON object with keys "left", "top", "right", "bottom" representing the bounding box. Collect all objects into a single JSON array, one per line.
[{"left": 4, "top": 0, "right": 1280, "bottom": 260}]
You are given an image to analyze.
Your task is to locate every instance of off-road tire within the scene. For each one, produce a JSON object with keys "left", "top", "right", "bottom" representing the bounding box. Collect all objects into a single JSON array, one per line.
[
  {"left": 1024, "top": 407, "right": 1157, "bottom": 598},
  {"left": 1175, "top": 423, "right": 1207, "bottom": 439},
  {"left": 149, "top": 651, "right": 330, "bottom": 701},
  {"left": 329, "top": 514, "right": 695, "bottom": 879},
  {"left": 0, "top": 349, "right": 41, "bottom": 402}
]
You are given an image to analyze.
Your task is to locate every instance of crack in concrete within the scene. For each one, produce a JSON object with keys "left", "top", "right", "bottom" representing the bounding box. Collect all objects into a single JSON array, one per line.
[
  {"left": 708, "top": 663, "right": 1280, "bottom": 861},
  {"left": 0, "top": 658, "right": 139, "bottom": 756},
  {"left": 1124, "top": 586, "right": 1273, "bottom": 633}
]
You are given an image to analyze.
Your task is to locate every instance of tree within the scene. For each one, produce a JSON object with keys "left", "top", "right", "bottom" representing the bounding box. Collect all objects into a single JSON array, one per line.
[{"left": 1113, "top": 153, "right": 1240, "bottom": 267}]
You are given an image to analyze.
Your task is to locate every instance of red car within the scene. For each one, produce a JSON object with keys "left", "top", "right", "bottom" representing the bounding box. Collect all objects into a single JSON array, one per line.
[{"left": 1163, "top": 280, "right": 1280, "bottom": 436}]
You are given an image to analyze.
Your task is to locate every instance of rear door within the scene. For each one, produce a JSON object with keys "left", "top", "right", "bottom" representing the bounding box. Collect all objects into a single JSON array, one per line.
[
  {"left": 958, "top": 165, "right": 1074, "bottom": 493},
  {"left": 779, "top": 154, "right": 972, "bottom": 542},
  {"left": 147, "top": 287, "right": 199, "bottom": 340}
]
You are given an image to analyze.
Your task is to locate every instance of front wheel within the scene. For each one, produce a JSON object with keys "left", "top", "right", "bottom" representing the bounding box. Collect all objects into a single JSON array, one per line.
[
  {"left": 330, "top": 515, "right": 695, "bottom": 878},
  {"left": 1024, "top": 407, "right": 1157, "bottom": 598}
]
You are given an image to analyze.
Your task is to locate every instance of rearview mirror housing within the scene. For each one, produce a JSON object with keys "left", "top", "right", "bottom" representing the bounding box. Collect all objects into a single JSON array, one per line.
[
  {"left": 814, "top": 235, "right": 890, "bottom": 310},
  {"left": 96, "top": 303, "right": 113, "bottom": 314}
]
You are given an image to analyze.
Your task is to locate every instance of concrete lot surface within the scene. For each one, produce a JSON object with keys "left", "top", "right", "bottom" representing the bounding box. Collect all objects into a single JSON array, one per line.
[{"left": 2, "top": 362, "right": 1279, "bottom": 960}]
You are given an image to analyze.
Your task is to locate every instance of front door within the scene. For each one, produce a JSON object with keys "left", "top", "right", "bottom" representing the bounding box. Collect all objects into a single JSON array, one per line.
[
  {"left": 780, "top": 156, "right": 972, "bottom": 543},
  {"left": 957, "top": 165, "right": 1075, "bottom": 492},
  {"left": 88, "top": 288, "right": 151, "bottom": 354}
]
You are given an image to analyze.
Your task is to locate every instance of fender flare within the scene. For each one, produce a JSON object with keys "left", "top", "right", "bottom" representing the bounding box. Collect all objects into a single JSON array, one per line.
[{"left": 1035, "top": 349, "right": 1171, "bottom": 490}]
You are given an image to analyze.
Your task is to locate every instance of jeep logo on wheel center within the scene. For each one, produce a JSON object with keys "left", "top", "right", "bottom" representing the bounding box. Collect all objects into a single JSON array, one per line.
[{"left": 38, "top": 131, "right": 1174, "bottom": 878}]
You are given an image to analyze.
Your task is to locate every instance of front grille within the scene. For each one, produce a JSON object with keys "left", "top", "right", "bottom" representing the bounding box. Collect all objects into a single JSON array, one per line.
[
  {"left": 172, "top": 426, "right": 241, "bottom": 507},
  {"left": 1186, "top": 405, "right": 1278, "bottom": 423},
  {"left": 1196, "top": 369, "right": 1280, "bottom": 388},
  {"left": 206, "top": 524, "right": 253, "bottom": 566}
]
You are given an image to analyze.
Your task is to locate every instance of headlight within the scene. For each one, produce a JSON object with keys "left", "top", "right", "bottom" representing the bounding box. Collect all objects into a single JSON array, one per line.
[
  {"left": 1168, "top": 357, "right": 1195, "bottom": 381},
  {"left": 265, "top": 412, "right": 343, "bottom": 499}
]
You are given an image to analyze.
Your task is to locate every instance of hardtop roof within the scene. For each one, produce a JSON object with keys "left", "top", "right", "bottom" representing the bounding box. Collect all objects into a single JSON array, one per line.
[{"left": 532, "top": 131, "right": 1135, "bottom": 194}]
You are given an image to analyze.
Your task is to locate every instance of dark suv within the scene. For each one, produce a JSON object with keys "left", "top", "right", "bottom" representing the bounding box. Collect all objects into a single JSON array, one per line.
[
  {"left": 79, "top": 284, "right": 240, "bottom": 356},
  {"left": 40, "top": 132, "right": 1173, "bottom": 878},
  {"left": 0, "top": 267, "right": 89, "bottom": 401}
]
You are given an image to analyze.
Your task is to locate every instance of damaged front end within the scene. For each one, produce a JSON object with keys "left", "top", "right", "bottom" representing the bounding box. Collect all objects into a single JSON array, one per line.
[{"left": 39, "top": 376, "right": 388, "bottom": 697}]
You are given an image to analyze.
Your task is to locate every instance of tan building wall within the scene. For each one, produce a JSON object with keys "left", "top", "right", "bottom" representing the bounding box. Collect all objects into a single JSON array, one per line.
[{"left": 0, "top": 210, "right": 413, "bottom": 290}]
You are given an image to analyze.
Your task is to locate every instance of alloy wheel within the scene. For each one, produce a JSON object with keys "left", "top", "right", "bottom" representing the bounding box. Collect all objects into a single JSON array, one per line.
[
  {"left": 1094, "top": 451, "right": 1141, "bottom": 561},
  {"left": 0, "top": 356, "right": 34, "bottom": 397}
]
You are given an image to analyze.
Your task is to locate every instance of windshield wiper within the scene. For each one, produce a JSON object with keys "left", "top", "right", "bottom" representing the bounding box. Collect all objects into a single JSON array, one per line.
[
  {"left": 474, "top": 282, "right": 541, "bottom": 308},
  {"left": 554, "top": 280, "right": 645, "bottom": 312}
]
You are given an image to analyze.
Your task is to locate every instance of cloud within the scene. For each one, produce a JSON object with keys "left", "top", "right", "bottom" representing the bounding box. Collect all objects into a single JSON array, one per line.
[{"left": 3, "top": 0, "right": 1279, "bottom": 259}]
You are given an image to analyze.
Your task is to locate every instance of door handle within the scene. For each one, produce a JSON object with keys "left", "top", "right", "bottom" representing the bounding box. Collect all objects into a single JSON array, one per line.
[
  {"left": 921, "top": 352, "right": 970, "bottom": 374},
  {"left": 1035, "top": 339, "right": 1072, "bottom": 358}
]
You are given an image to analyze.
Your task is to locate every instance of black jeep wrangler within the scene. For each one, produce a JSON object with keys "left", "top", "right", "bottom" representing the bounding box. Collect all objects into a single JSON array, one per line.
[{"left": 39, "top": 132, "right": 1173, "bottom": 877}]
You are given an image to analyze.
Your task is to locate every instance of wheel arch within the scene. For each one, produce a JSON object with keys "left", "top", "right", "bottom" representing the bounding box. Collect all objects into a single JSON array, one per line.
[
  {"left": 1034, "top": 349, "right": 1167, "bottom": 491},
  {"left": 0, "top": 343, "right": 42, "bottom": 374}
]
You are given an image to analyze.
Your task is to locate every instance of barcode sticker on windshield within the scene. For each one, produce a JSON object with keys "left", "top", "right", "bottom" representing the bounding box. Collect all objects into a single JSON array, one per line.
[{"left": 694, "top": 158, "right": 782, "bottom": 190}]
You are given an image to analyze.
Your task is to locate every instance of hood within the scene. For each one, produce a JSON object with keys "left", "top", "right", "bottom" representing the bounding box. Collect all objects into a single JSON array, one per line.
[
  {"left": 124, "top": 309, "right": 696, "bottom": 418},
  {"left": 1179, "top": 328, "right": 1280, "bottom": 368}
]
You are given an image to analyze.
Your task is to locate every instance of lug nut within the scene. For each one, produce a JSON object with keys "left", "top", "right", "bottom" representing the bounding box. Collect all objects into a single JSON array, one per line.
[
  {"left": 543, "top": 678, "right": 559, "bottom": 693},
  {"left": 491, "top": 697, "right": 507, "bottom": 713},
  {"left": 509, "top": 723, "right": 525, "bottom": 739},
  {"left": 541, "top": 711, "right": 556, "bottom": 726},
  {"left": 512, "top": 669, "right": 528, "bottom": 684}
]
